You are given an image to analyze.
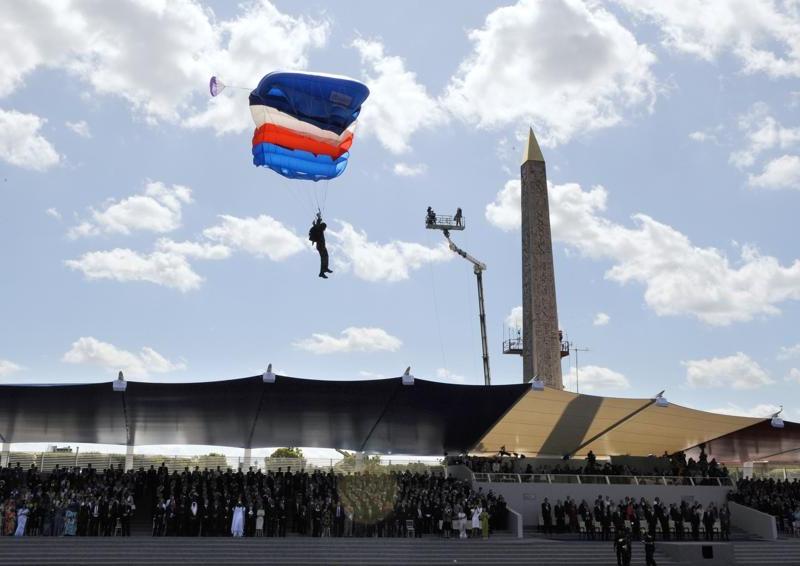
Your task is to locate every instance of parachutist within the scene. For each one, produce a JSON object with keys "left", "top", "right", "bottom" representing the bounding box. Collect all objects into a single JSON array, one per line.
[{"left": 309, "top": 215, "right": 333, "bottom": 279}]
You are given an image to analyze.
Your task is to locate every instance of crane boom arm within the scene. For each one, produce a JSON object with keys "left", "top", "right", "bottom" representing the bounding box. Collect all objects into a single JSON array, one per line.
[{"left": 445, "top": 234, "right": 486, "bottom": 271}]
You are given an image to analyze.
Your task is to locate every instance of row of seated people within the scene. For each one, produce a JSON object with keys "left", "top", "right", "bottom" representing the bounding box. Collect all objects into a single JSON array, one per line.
[
  {"left": 539, "top": 495, "right": 731, "bottom": 541},
  {"left": 730, "top": 477, "right": 800, "bottom": 535},
  {"left": 0, "top": 463, "right": 141, "bottom": 537},
  {"left": 148, "top": 465, "right": 507, "bottom": 538},
  {"left": 451, "top": 447, "right": 729, "bottom": 480}
]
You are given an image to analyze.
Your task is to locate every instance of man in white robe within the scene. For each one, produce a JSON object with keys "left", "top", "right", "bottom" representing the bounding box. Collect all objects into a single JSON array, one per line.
[
  {"left": 231, "top": 501, "right": 245, "bottom": 537},
  {"left": 15, "top": 506, "right": 29, "bottom": 536}
]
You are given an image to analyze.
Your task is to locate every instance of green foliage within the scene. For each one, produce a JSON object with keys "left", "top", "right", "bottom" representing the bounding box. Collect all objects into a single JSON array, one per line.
[{"left": 270, "top": 447, "right": 304, "bottom": 459}]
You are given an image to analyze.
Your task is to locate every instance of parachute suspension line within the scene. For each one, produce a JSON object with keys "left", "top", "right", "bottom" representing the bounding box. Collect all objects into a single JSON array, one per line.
[{"left": 426, "top": 230, "right": 448, "bottom": 376}]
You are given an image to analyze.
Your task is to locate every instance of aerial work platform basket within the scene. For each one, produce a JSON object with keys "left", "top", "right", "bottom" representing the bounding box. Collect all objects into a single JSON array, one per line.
[{"left": 425, "top": 214, "right": 465, "bottom": 231}]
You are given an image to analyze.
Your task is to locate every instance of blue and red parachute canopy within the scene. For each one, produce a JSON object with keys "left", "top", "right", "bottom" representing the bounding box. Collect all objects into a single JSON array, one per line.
[{"left": 248, "top": 71, "right": 370, "bottom": 181}]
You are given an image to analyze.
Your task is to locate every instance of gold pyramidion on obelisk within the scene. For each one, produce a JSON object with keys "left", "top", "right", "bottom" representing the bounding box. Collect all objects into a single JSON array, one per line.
[
  {"left": 522, "top": 126, "right": 544, "bottom": 163},
  {"left": 520, "top": 127, "right": 563, "bottom": 388}
]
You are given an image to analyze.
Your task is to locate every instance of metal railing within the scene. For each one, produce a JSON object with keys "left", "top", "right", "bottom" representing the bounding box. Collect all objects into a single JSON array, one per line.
[
  {"left": 4, "top": 453, "right": 444, "bottom": 475},
  {"left": 425, "top": 214, "right": 465, "bottom": 230},
  {"left": 472, "top": 472, "right": 734, "bottom": 487}
]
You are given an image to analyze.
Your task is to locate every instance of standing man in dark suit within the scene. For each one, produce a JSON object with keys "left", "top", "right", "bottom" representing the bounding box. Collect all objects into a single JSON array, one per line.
[{"left": 541, "top": 498, "right": 552, "bottom": 535}]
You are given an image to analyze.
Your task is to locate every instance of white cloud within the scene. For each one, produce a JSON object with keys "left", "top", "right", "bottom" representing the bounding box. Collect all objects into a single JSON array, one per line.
[
  {"left": 203, "top": 214, "right": 305, "bottom": 262},
  {"left": 505, "top": 306, "right": 523, "bottom": 328},
  {"left": 709, "top": 403, "right": 781, "bottom": 418},
  {"left": 0, "top": 359, "right": 23, "bottom": 378},
  {"left": 69, "top": 182, "right": 193, "bottom": 238},
  {"left": 155, "top": 238, "right": 231, "bottom": 260},
  {"left": 485, "top": 180, "right": 521, "bottom": 231},
  {"left": 786, "top": 368, "right": 800, "bottom": 383},
  {"left": 688, "top": 131, "right": 717, "bottom": 143},
  {"left": 778, "top": 343, "right": 800, "bottom": 360},
  {"left": 45, "top": 207, "right": 61, "bottom": 220},
  {"left": 62, "top": 337, "right": 185, "bottom": 378},
  {"left": 352, "top": 39, "right": 446, "bottom": 154},
  {"left": 729, "top": 103, "right": 800, "bottom": 169},
  {"left": 187, "top": 2, "right": 329, "bottom": 133},
  {"left": 749, "top": 154, "right": 800, "bottom": 189},
  {"left": 393, "top": 162, "right": 428, "bottom": 177},
  {"left": 65, "top": 248, "right": 203, "bottom": 292},
  {"left": 330, "top": 221, "right": 452, "bottom": 282},
  {"left": 0, "top": 1, "right": 328, "bottom": 131},
  {"left": 65, "top": 120, "right": 91, "bottom": 138},
  {"left": 436, "top": 368, "right": 465, "bottom": 384},
  {"left": 565, "top": 365, "right": 629, "bottom": 392},
  {"left": 487, "top": 179, "right": 800, "bottom": 325},
  {"left": 593, "top": 312, "right": 610, "bottom": 326},
  {"left": 0, "top": 108, "right": 59, "bottom": 170},
  {"left": 294, "top": 327, "right": 402, "bottom": 355},
  {"left": 443, "top": 0, "right": 657, "bottom": 145},
  {"left": 617, "top": 0, "right": 800, "bottom": 78},
  {"left": 683, "top": 352, "right": 774, "bottom": 390}
]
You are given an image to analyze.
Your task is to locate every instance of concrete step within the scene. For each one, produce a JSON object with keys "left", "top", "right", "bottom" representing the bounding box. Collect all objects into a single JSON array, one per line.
[{"left": 0, "top": 538, "right": 680, "bottom": 565}]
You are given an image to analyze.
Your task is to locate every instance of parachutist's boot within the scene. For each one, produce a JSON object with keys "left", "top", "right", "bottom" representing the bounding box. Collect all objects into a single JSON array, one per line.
[
  {"left": 319, "top": 273, "right": 328, "bottom": 279},
  {"left": 325, "top": 269, "right": 333, "bottom": 274}
]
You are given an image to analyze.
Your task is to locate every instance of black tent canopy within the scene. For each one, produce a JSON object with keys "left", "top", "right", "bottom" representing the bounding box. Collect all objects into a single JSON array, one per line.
[{"left": 0, "top": 375, "right": 528, "bottom": 456}]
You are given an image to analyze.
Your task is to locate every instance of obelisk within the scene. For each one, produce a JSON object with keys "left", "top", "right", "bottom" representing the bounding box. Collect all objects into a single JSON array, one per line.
[{"left": 521, "top": 128, "right": 563, "bottom": 388}]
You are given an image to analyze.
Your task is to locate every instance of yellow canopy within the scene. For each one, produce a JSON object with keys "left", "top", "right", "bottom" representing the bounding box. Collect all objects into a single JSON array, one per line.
[{"left": 474, "top": 387, "right": 762, "bottom": 458}]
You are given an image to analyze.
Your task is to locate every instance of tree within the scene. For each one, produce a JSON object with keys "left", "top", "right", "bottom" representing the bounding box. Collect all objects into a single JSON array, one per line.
[{"left": 270, "top": 447, "right": 304, "bottom": 459}]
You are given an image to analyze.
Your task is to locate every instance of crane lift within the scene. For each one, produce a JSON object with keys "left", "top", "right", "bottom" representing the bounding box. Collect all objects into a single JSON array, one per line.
[{"left": 425, "top": 209, "right": 490, "bottom": 386}]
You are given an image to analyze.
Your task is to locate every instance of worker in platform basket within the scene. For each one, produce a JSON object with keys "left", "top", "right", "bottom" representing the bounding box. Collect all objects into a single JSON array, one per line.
[
  {"left": 454, "top": 207, "right": 462, "bottom": 227},
  {"left": 426, "top": 206, "right": 436, "bottom": 226}
]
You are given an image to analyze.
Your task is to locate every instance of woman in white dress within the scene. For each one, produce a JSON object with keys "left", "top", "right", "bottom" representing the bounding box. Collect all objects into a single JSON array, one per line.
[
  {"left": 231, "top": 499, "right": 246, "bottom": 537},
  {"left": 255, "top": 506, "right": 265, "bottom": 537},
  {"left": 15, "top": 506, "right": 29, "bottom": 537},
  {"left": 471, "top": 506, "right": 482, "bottom": 538},
  {"left": 458, "top": 505, "right": 467, "bottom": 539}
]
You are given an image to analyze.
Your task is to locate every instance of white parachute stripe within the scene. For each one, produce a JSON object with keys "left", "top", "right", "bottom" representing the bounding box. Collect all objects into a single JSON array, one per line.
[{"left": 249, "top": 105, "right": 355, "bottom": 144}]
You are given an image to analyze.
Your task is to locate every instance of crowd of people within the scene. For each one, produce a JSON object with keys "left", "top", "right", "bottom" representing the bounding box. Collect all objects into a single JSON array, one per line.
[
  {"left": 148, "top": 465, "right": 506, "bottom": 538},
  {"left": 539, "top": 494, "right": 731, "bottom": 542},
  {"left": 450, "top": 447, "right": 730, "bottom": 481},
  {"left": 730, "top": 477, "right": 800, "bottom": 534},
  {"left": 0, "top": 463, "right": 507, "bottom": 539},
  {"left": 0, "top": 463, "right": 140, "bottom": 537}
]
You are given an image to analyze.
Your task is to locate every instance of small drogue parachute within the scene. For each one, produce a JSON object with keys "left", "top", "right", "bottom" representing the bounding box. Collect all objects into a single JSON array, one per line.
[{"left": 245, "top": 72, "right": 370, "bottom": 181}]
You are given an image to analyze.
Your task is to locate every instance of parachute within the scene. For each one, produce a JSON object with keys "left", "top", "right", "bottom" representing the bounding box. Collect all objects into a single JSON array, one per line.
[{"left": 248, "top": 72, "right": 370, "bottom": 182}]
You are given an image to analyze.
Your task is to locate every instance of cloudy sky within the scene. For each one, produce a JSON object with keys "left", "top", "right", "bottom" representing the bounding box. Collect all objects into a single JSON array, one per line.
[{"left": 2, "top": 0, "right": 800, "bottom": 455}]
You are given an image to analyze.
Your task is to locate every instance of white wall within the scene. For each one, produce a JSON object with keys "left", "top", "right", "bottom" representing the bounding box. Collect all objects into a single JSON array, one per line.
[
  {"left": 729, "top": 501, "right": 777, "bottom": 540},
  {"left": 474, "top": 481, "right": 733, "bottom": 527}
]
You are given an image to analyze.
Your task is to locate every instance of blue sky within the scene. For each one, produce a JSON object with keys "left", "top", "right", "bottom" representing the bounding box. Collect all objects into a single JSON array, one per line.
[{"left": 2, "top": 0, "right": 800, "bottom": 456}]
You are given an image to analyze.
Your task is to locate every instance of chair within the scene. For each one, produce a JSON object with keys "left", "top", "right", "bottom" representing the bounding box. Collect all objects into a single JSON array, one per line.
[
  {"left": 713, "top": 520, "right": 721, "bottom": 539},
  {"left": 114, "top": 518, "right": 122, "bottom": 536},
  {"left": 577, "top": 519, "right": 587, "bottom": 539},
  {"left": 792, "top": 520, "right": 800, "bottom": 537},
  {"left": 405, "top": 519, "right": 415, "bottom": 538}
]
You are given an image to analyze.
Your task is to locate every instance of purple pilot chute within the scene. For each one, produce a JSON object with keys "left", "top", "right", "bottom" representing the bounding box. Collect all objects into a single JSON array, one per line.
[{"left": 209, "top": 76, "right": 225, "bottom": 97}]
